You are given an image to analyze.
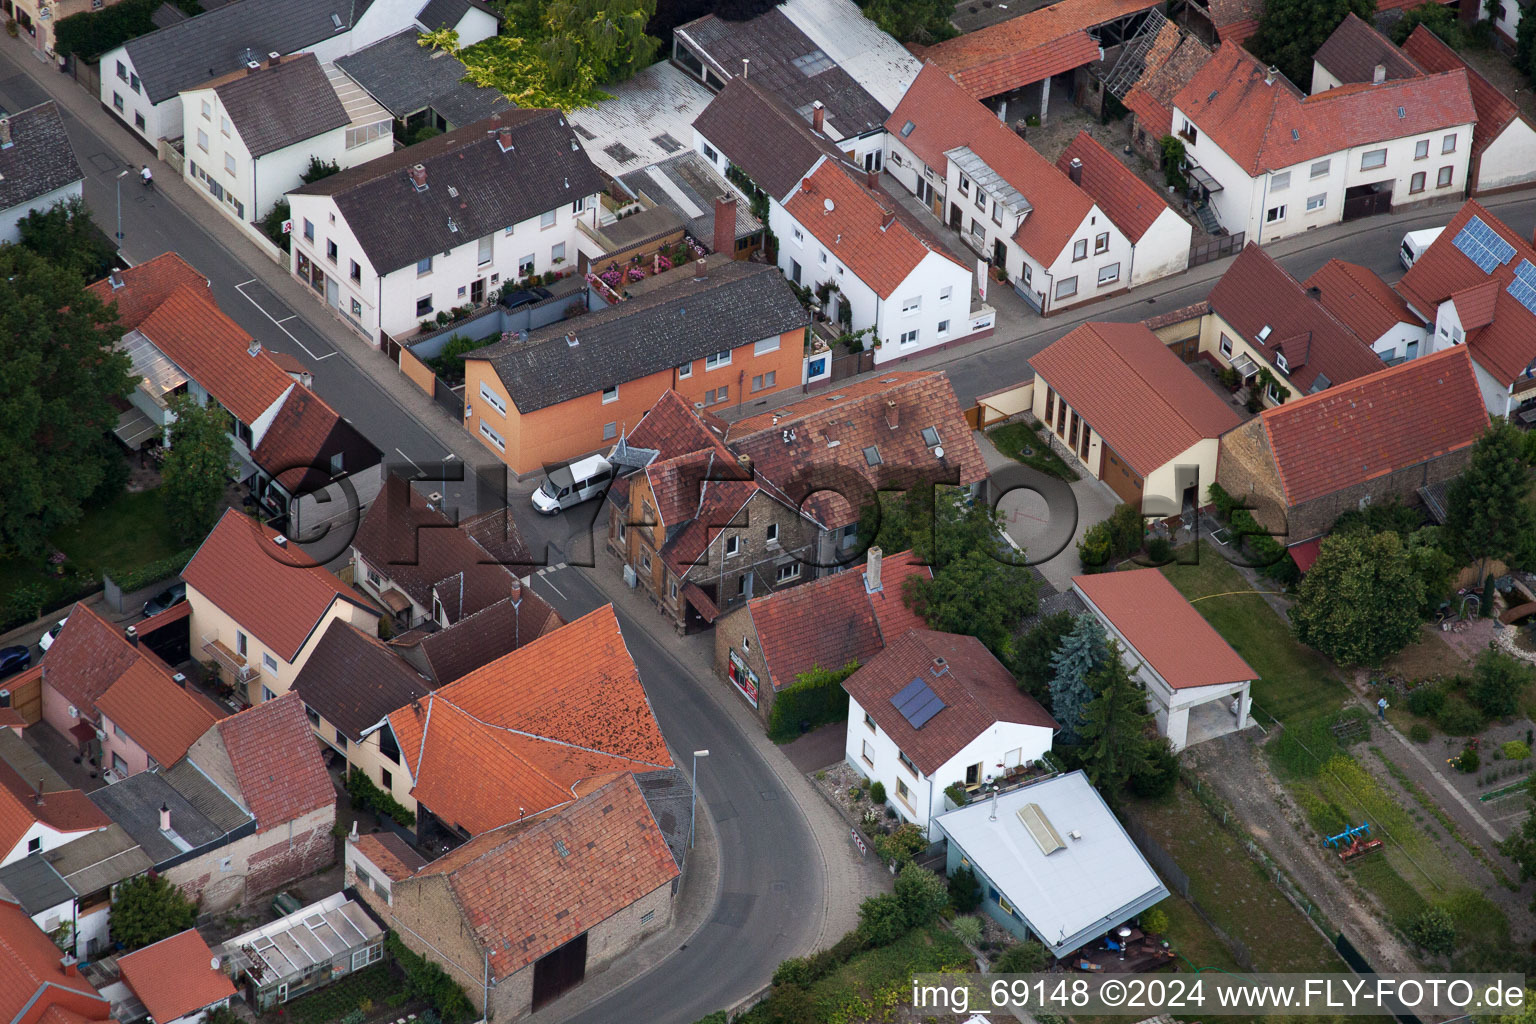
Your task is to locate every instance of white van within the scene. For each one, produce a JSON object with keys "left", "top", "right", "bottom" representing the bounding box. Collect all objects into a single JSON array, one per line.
[
  {"left": 1400, "top": 226, "right": 1446, "bottom": 270},
  {"left": 531, "top": 454, "right": 613, "bottom": 514}
]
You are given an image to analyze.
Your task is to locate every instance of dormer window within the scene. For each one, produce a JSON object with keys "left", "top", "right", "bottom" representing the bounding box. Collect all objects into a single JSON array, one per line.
[{"left": 1275, "top": 352, "right": 1289, "bottom": 373}]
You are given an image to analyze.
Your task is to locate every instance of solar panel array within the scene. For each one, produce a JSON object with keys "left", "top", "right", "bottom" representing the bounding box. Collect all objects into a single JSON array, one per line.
[
  {"left": 891, "top": 677, "right": 946, "bottom": 730},
  {"left": 1509, "top": 259, "right": 1536, "bottom": 315},
  {"left": 1452, "top": 215, "right": 1516, "bottom": 273}
]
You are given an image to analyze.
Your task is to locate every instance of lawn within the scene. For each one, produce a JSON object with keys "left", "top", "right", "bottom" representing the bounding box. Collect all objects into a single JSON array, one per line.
[
  {"left": 1162, "top": 544, "right": 1347, "bottom": 726},
  {"left": 274, "top": 963, "right": 411, "bottom": 1024},
  {"left": 986, "top": 420, "right": 1080, "bottom": 481}
]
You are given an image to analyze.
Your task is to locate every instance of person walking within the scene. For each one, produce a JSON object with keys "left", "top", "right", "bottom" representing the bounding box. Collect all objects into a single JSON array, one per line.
[{"left": 140, "top": 165, "right": 153, "bottom": 188}]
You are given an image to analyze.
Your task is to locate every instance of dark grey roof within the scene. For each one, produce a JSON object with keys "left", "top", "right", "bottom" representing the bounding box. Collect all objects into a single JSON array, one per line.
[
  {"left": 474, "top": 258, "right": 809, "bottom": 412},
  {"left": 150, "top": 3, "right": 190, "bottom": 29},
  {"left": 415, "top": 594, "right": 561, "bottom": 685},
  {"left": 215, "top": 54, "right": 350, "bottom": 158},
  {"left": 620, "top": 151, "right": 764, "bottom": 243},
  {"left": 415, "top": 0, "right": 497, "bottom": 30},
  {"left": 0, "top": 102, "right": 84, "bottom": 214},
  {"left": 122, "top": 0, "right": 378, "bottom": 104},
  {"left": 1313, "top": 13, "right": 1423, "bottom": 86},
  {"left": 0, "top": 855, "right": 73, "bottom": 914},
  {"left": 89, "top": 772, "right": 232, "bottom": 865},
  {"left": 292, "top": 620, "right": 431, "bottom": 741},
  {"left": 635, "top": 768, "right": 690, "bottom": 871},
  {"left": 676, "top": 8, "right": 889, "bottom": 138},
  {"left": 44, "top": 825, "right": 153, "bottom": 896},
  {"left": 291, "top": 109, "right": 603, "bottom": 273},
  {"left": 160, "top": 759, "right": 253, "bottom": 833},
  {"left": 336, "top": 30, "right": 511, "bottom": 124},
  {"left": 692, "top": 77, "right": 844, "bottom": 199}
]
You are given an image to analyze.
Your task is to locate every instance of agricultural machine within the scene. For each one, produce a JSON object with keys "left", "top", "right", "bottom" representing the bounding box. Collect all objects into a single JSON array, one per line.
[{"left": 1324, "top": 822, "right": 1383, "bottom": 862}]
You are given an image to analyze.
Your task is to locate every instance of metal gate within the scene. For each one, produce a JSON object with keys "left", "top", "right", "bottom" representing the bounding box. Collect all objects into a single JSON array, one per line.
[
  {"left": 1189, "top": 232, "right": 1245, "bottom": 267},
  {"left": 1343, "top": 190, "right": 1393, "bottom": 221},
  {"left": 433, "top": 377, "right": 464, "bottom": 419}
]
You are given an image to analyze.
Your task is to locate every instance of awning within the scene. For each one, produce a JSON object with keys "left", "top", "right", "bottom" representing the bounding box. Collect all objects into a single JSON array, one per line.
[
  {"left": 1230, "top": 352, "right": 1260, "bottom": 380},
  {"left": 1186, "top": 163, "right": 1222, "bottom": 193},
  {"left": 377, "top": 588, "right": 413, "bottom": 615},
  {"left": 69, "top": 721, "right": 97, "bottom": 748},
  {"left": 113, "top": 405, "right": 160, "bottom": 450},
  {"left": 1288, "top": 538, "right": 1322, "bottom": 573},
  {"left": 681, "top": 582, "right": 720, "bottom": 624}
]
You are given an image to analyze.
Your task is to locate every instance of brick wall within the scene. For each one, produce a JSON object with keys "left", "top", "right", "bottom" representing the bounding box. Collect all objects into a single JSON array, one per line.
[
  {"left": 388, "top": 875, "right": 491, "bottom": 1009},
  {"left": 682, "top": 493, "right": 815, "bottom": 626},
  {"left": 1287, "top": 448, "right": 1475, "bottom": 542},
  {"left": 1215, "top": 418, "right": 1289, "bottom": 535},
  {"left": 165, "top": 805, "right": 336, "bottom": 913},
  {"left": 711, "top": 605, "right": 776, "bottom": 721}
]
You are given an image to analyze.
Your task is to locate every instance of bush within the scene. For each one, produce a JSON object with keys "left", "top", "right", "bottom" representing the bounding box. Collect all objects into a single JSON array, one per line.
[
  {"left": 425, "top": 333, "right": 496, "bottom": 383},
  {"left": 894, "top": 863, "right": 949, "bottom": 927},
  {"left": 1409, "top": 722, "right": 1432, "bottom": 743},
  {"left": 948, "top": 866, "right": 981, "bottom": 913},
  {"left": 692, "top": 1014, "right": 729, "bottom": 1024},
  {"left": 1128, "top": 739, "right": 1179, "bottom": 799},
  {"left": 1145, "top": 535, "right": 1173, "bottom": 564},
  {"left": 944, "top": 782, "right": 969, "bottom": 807},
  {"left": 54, "top": 0, "right": 160, "bottom": 59},
  {"left": 857, "top": 893, "right": 907, "bottom": 946},
  {"left": 868, "top": 780, "right": 887, "bottom": 805},
  {"left": 1502, "top": 740, "right": 1531, "bottom": 760},
  {"left": 1470, "top": 649, "right": 1533, "bottom": 719},
  {"left": 766, "top": 660, "right": 858, "bottom": 742},
  {"left": 260, "top": 200, "right": 292, "bottom": 254},
  {"left": 1457, "top": 746, "right": 1481, "bottom": 773},
  {"left": 1079, "top": 503, "right": 1146, "bottom": 571},
  {"left": 1436, "top": 696, "right": 1486, "bottom": 736},
  {"left": 345, "top": 768, "right": 416, "bottom": 827},
  {"left": 993, "top": 941, "right": 1049, "bottom": 973},
  {"left": 1407, "top": 906, "right": 1456, "bottom": 956},
  {"left": 1407, "top": 683, "right": 1446, "bottom": 718},
  {"left": 387, "top": 934, "right": 474, "bottom": 1024},
  {"left": 951, "top": 915, "right": 984, "bottom": 946},
  {"left": 1140, "top": 907, "right": 1170, "bottom": 935},
  {"left": 872, "top": 822, "right": 927, "bottom": 867},
  {"left": 772, "top": 957, "right": 810, "bottom": 987},
  {"left": 108, "top": 547, "right": 197, "bottom": 594}
]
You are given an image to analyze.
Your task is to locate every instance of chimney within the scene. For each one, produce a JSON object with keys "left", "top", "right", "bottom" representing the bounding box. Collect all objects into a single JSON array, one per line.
[
  {"left": 741, "top": 57, "right": 749, "bottom": 79},
  {"left": 865, "top": 545, "right": 883, "bottom": 592},
  {"left": 159, "top": 803, "right": 171, "bottom": 832},
  {"left": 34, "top": 783, "right": 44, "bottom": 807},
  {"left": 0, "top": 116, "right": 11, "bottom": 149},
  {"left": 880, "top": 212, "right": 896, "bottom": 232},
  {"left": 811, "top": 100, "right": 825, "bottom": 133},
  {"left": 865, "top": 167, "right": 879, "bottom": 190},
  {"left": 1372, "top": 63, "right": 1386, "bottom": 84},
  {"left": 1265, "top": 65, "right": 1278, "bottom": 86},
  {"left": 1068, "top": 157, "right": 1083, "bottom": 186},
  {"left": 109, "top": 270, "right": 124, "bottom": 290},
  {"left": 410, "top": 163, "right": 427, "bottom": 189},
  {"left": 497, "top": 126, "right": 513, "bottom": 151},
  {"left": 246, "top": 61, "right": 261, "bottom": 76},
  {"left": 931, "top": 656, "right": 948, "bottom": 676},
  {"left": 694, "top": 257, "right": 708, "bottom": 279},
  {"left": 510, "top": 576, "right": 522, "bottom": 604},
  {"left": 60, "top": 953, "right": 79, "bottom": 977},
  {"left": 172, "top": 672, "right": 187, "bottom": 688},
  {"left": 247, "top": 338, "right": 262, "bottom": 357},
  {"left": 266, "top": 51, "right": 280, "bottom": 68},
  {"left": 125, "top": 625, "right": 138, "bottom": 647},
  {"left": 713, "top": 194, "right": 737, "bottom": 257},
  {"left": 348, "top": 820, "right": 359, "bottom": 843},
  {"left": 1307, "top": 285, "right": 1322, "bottom": 299}
]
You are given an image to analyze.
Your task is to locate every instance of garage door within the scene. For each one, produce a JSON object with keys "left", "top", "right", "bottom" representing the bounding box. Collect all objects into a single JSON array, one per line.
[{"left": 1099, "top": 446, "right": 1144, "bottom": 507}]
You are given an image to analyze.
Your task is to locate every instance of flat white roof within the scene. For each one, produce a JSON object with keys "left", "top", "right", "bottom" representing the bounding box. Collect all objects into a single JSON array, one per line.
[
  {"left": 777, "top": 0, "right": 920, "bottom": 111},
  {"left": 569, "top": 62, "right": 716, "bottom": 177},
  {"left": 933, "top": 770, "right": 1168, "bottom": 956}
]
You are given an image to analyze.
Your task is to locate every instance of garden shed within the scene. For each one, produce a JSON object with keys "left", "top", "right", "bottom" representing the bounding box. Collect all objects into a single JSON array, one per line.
[{"left": 220, "top": 893, "right": 384, "bottom": 1010}]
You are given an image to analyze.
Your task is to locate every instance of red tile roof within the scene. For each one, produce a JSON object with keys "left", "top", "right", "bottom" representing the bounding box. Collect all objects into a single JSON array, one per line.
[
  {"left": 745, "top": 551, "right": 931, "bottom": 691},
  {"left": 1402, "top": 25, "right": 1527, "bottom": 159},
  {"left": 1207, "top": 0, "right": 1262, "bottom": 38},
  {"left": 353, "top": 832, "right": 426, "bottom": 881},
  {"left": 782, "top": 160, "right": 963, "bottom": 300},
  {"left": 1256, "top": 347, "right": 1488, "bottom": 507},
  {"left": 1451, "top": 278, "right": 1501, "bottom": 331},
  {"left": 85, "top": 252, "right": 206, "bottom": 332},
  {"left": 1303, "top": 259, "right": 1418, "bottom": 343},
  {"left": 0, "top": 900, "right": 110, "bottom": 1024},
  {"left": 842, "top": 630, "right": 1055, "bottom": 776},
  {"left": 249, "top": 385, "right": 346, "bottom": 492},
  {"left": 1030, "top": 321, "right": 1241, "bottom": 476},
  {"left": 0, "top": 758, "right": 108, "bottom": 860},
  {"left": 921, "top": 0, "right": 1160, "bottom": 98},
  {"left": 95, "top": 659, "right": 218, "bottom": 769},
  {"left": 886, "top": 63, "right": 1097, "bottom": 266},
  {"left": 1123, "top": 32, "right": 1212, "bottom": 138},
  {"left": 183, "top": 509, "right": 377, "bottom": 662},
  {"left": 1395, "top": 200, "right": 1536, "bottom": 386},
  {"left": 1073, "top": 568, "right": 1255, "bottom": 689},
  {"left": 116, "top": 930, "right": 235, "bottom": 1024},
  {"left": 1210, "top": 244, "right": 1388, "bottom": 392},
  {"left": 215, "top": 692, "right": 335, "bottom": 832},
  {"left": 135, "top": 284, "right": 295, "bottom": 425},
  {"left": 388, "top": 606, "right": 673, "bottom": 835},
  {"left": 415, "top": 774, "right": 678, "bottom": 980},
  {"left": 38, "top": 603, "right": 145, "bottom": 721},
  {"left": 1173, "top": 42, "right": 1476, "bottom": 175},
  {"left": 1057, "top": 131, "right": 1170, "bottom": 243}
]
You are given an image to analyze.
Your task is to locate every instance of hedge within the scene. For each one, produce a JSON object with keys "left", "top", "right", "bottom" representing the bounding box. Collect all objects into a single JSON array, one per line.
[
  {"left": 386, "top": 934, "right": 475, "bottom": 1024},
  {"left": 766, "top": 660, "right": 858, "bottom": 743},
  {"left": 345, "top": 768, "right": 416, "bottom": 827},
  {"left": 1207, "top": 482, "right": 1299, "bottom": 585},
  {"left": 54, "top": 0, "right": 163, "bottom": 60},
  {"left": 1077, "top": 503, "right": 1144, "bottom": 572},
  {"left": 108, "top": 546, "right": 197, "bottom": 594}
]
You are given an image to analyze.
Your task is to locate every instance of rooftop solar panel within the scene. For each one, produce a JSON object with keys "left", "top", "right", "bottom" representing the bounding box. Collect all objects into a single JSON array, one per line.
[
  {"left": 1452, "top": 215, "right": 1516, "bottom": 274},
  {"left": 890, "top": 677, "right": 946, "bottom": 730}
]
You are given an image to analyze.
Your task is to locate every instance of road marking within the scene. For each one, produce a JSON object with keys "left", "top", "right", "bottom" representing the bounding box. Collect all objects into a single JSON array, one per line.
[
  {"left": 234, "top": 281, "right": 336, "bottom": 362},
  {"left": 536, "top": 573, "right": 566, "bottom": 599},
  {"left": 394, "top": 448, "right": 422, "bottom": 472},
  {"left": 274, "top": 315, "right": 296, "bottom": 324}
]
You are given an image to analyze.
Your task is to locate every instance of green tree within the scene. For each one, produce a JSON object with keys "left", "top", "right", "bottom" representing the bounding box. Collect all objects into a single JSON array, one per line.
[
  {"left": 1247, "top": 0, "right": 1376, "bottom": 91},
  {"left": 162, "top": 396, "right": 232, "bottom": 543},
  {"left": 1078, "top": 643, "right": 1156, "bottom": 794},
  {"left": 301, "top": 156, "right": 341, "bottom": 183},
  {"left": 1160, "top": 135, "right": 1187, "bottom": 188},
  {"left": 1128, "top": 737, "right": 1180, "bottom": 799},
  {"left": 856, "top": 0, "right": 956, "bottom": 44},
  {"left": 1390, "top": 2, "right": 1468, "bottom": 46},
  {"left": 110, "top": 875, "right": 198, "bottom": 950},
  {"left": 893, "top": 863, "right": 949, "bottom": 927},
  {"left": 1406, "top": 527, "right": 1456, "bottom": 616},
  {"left": 1469, "top": 649, "right": 1533, "bottom": 719},
  {"left": 1049, "top": 615, "right": 1108, "bottom": 744},
  {"left": 0, "top": 246, "right": 134, "bottom": 556},
  {"left": 1444, "top": 420, "right": 1536, "bottom": 580},
  {"left": 16, "top": 197, "right": 118, "bottom": 285},
  {"left": 993, "top": 941, "right": 1049, "bottom": 972},
  {"left": 1289, "top": 531, "right": 1424, "bottom": 666},
  {"left": 856, "top": 892, "right": 907, "bottom": 946},
  {"left": 903, "top": 550, "right": 1038, "bottom": 662},
  {"left": 1012, "top": 610, "right": 1077, "bottom": 708},
  {"left": 261, "top": 199, "right": 292, "bottom": 253},
  {"left": 1406, "top": 905, "right": 1456, "bottom": 956},
  {"left": 1519, "top": 11, "right": 1536, "bottom": 83},
  {"left": 948, "top": 866, "right": 981, "bottom": 913}
]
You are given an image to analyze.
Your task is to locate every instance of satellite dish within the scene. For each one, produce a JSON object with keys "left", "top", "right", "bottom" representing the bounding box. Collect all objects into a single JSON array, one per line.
[
  {"left": 934, "top": 445, "right": 945, "bottom": 459},
  {"left": 823, "top": 198, "right": 834, "bottom": 212},
  {"left": 210, "top": 956, "right": 221, "bottom": 971}
]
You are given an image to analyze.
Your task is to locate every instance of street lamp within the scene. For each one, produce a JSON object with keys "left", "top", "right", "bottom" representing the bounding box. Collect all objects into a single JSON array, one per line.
[
  {"left": 690, "top": 749, "right": 710, "bottom": 849},
  {"left": 114, "top": 168, "right": 129, "bottom": 242}
]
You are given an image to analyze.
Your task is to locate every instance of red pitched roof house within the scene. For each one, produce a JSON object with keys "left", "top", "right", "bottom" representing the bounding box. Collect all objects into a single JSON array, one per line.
[
  {"left": 1217, "top": 346, "right": 1488, "bottom": 551},
  {"left": 1057, "top": 131, "right": 1192, "bottom": 285},
  {"left": 1395, "top": 200, "right": 1536, "bottom": 417},
  {"left": 0, "top": 898, "right": 114, "bottom": 1024},
  {"left": 1311, "top": 13, "right": 1424, "bottom": 92},
  {"left": 183, "top": 509, "right": 380, "bottom": 707},
  {"left": 248, "top": 384, "right": 382, "bottom": 535},
  {"left": 1121, "top": 28, "right": 1212, "bottom": 160},
  {"left": 0, "top": 756, "right": 108, "bottom": 868},
  {"left": 1170, "top": 42, "right": 1476, "bottom": 243},
  {"left": 842, "top": 629, "right": 1056, "bottom": 835},
  {"left": 1304, "top": 258, "right": 1426, "bottom": 362},
  {"left": 712, "top": 547, "right": 932, "bottom": 717},
  {"left": 1030, "top": 321, "right": 1240, "bottom": 515},
  {"left": 117, "top": 929, "right": 236, "bottom": 1024},
  {"left": 885, "top": 62, "right": 1147, "bottom": 313},
  {"left": 1402, "top": 27, "right": 1536, "bottom": 193},
  {"left": 1074, "top": 568, "right": 1256, "bottom": 750}
]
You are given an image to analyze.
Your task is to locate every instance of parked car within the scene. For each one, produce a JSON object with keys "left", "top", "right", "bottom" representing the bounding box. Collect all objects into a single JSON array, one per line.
[
  {"left": 1400, "top": 226, "right": 1446, "bottom": 270},
  {"left": 0, "top": 645, "right": 31, "bottom": 679},
  {"left": 531, "top": 455, "right": 613, "bottom": 514},
  {"left": 38, "top": 618, "right": 66, "bottom": 652},
  {"left": 142, "top": 582, "right": 187, "bottom": 618},
  {"left": 499, "top": 286, "right": 552, "bottom": 311}
]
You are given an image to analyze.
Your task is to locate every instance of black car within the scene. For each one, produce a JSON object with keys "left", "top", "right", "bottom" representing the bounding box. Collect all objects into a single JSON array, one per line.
[
  {"left": 142, "top": 582, "right": 188, "bottom": 618},
  {"left": 0, "top": 645, "right": 30, "bottom": 679},
  {"left": 498, "top": 286, "right": 552, "bottom": 311}
]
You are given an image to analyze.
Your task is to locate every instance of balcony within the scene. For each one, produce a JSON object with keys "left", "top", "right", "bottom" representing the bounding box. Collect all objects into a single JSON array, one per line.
[{"left": 201, "top": 637, "right": 257, "bottom": 687}]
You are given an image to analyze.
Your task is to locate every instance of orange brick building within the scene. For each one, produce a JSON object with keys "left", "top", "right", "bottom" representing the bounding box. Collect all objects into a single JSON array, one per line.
[{"left": 464, "top": 257, "right": 809, "bottom": 477}]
